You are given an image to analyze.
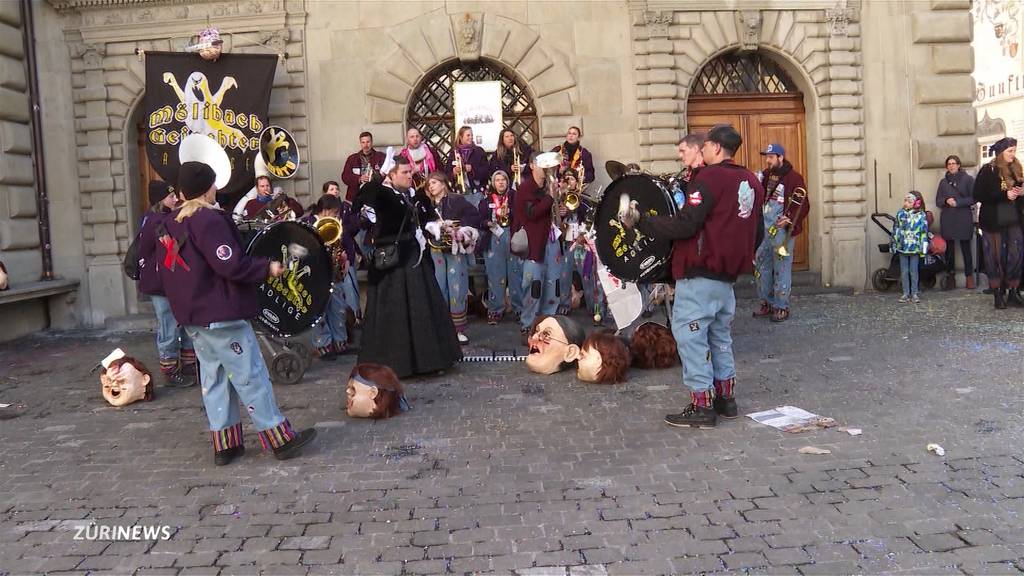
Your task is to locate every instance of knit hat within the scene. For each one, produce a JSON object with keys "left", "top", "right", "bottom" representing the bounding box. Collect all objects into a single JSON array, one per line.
[
  {"left": 490, "top": 170, "right": 510, "bottom": 186},
  {"left": 178, "top": 161, "right": 216, "bottom": 200},
  {"left": 990, "top": 137, "right": 1017, "bottom": 156},
  {"left": 148, "top": 181, "right": 173, "bottom": 206}
]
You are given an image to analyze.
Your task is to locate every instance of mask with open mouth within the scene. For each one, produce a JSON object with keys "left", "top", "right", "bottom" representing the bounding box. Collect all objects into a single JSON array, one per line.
[
  {"left": 345, "top": 363, "right": 409, "bottom": 419},
  {"left": 100, "top": 357, "right": 154, "bottom": 407},
  {"left": 525, "top": 315, "right": 585, "bottom": 374}
]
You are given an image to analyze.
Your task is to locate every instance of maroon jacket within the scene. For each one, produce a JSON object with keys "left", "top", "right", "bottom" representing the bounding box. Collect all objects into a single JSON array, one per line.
[
  {"left": 242, "top": 196, "right": 305, "bottom": 221},
  {"left": 158, "top": 207, "right": 270, "bottom": 326},
  {"left": 137, "top": 209, "right": 169, "bottom": 296},
  {"left": 512, "top": 176, "right": 554, "bottom": 263},
  {"left": 637, "top": 160, "right": 764, "bottom": 283},
  {"left": 760, "top": 160, "right": 809, "bottom": 237},
  {"left": 341, "top": 149, "right": 386, "bottom": 202}
]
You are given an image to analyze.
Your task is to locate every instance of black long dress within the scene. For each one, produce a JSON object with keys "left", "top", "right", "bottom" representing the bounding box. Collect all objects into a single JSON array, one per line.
[{"left": 353, "top": 182, "right": 462, "bottom": 377}]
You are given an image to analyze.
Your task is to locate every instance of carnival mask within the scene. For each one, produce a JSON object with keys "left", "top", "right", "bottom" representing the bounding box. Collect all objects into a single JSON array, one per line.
[
  {"left": 100, "top": 358, "right": 153, "bottom": 407},
  {"left": 577, "top": 333, "right": 629, "bottom": 384},
  {"left": 526, "top": 316, "right": 585, "bottom": 375},
  {"left": 345, "top": 364, "right": 408, "bottom": 419}
]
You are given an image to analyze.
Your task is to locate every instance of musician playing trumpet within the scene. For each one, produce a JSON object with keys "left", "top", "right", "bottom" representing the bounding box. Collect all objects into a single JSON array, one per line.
[
  {"left": 304, "top": 195, "right": 354, "bottom": 359},
  {"left": 424, "top": 171, "right": 482, "bottom": 344},
  {"left": 447, "top": 126, "right": 490, "bottom": 205},
  {"left": 753, "top": 143, "right": 809, "bottom": 324},
  {"left": 489, "top": 129, "right": 533, "bottom": 190}
]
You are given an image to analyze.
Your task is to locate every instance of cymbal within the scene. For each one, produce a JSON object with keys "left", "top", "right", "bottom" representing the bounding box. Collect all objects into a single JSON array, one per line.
[{"left": 605, "top": 160, "right": 627, "bottom": 180}]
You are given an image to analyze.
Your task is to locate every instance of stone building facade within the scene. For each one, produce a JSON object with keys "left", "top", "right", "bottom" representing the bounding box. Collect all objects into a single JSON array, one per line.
[{"left": 0, "top": 0, "right": 977, "bottom": 339}]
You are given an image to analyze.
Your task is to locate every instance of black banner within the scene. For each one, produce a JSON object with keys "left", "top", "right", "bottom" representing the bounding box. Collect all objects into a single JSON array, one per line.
[{"left": 143, "top": 52, "right": 277, "bottom": 201}]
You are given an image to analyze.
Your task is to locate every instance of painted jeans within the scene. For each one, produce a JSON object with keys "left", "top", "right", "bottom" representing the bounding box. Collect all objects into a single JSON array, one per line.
[
  {"left": 151, "top": 294, "right": 193, "bottom": 361},
  {"left": 432, "top": 250, "right": 470, "bottom": 332},
  {"left": 520, "top": 235, "right": 563, "bottom": 330},
  {"left": 755, "top": 199, "right": 795, "bottom": 310},
  {"left": 670, "top": 277, "right": 736, "bottom": 395},
  {"left": 483, "top": 228, "right": 523, "bottom": 317},
  {"left": 312, "top": 284, "right": 348, "bottom": 348}
]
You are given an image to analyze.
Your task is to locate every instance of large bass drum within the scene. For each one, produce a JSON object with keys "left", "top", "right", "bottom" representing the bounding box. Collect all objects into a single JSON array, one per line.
[
  {"left": 594, "top": 174, "right": 676, "bottom": 283},
  {"left": 246, "top": 221, "right": 332, "bottom": 337}
]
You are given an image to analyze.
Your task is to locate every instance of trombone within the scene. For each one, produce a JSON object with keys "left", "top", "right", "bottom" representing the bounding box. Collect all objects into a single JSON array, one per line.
[{"left": 770, "top": 186, "right": 808, "bottom": 258}]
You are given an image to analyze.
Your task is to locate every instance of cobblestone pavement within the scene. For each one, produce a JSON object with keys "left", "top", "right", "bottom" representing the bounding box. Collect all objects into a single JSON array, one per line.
[{"left": 2, "top": 289, "right": 1024, "bottom": 575}]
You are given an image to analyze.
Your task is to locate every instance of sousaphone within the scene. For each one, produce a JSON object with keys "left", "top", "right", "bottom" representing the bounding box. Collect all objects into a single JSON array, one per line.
[
  {"left": 178, "top": 133, "right": 232, "bottom": 190},
  {"left": 260, "top": 125, "right": 300, "bottom": 179}
]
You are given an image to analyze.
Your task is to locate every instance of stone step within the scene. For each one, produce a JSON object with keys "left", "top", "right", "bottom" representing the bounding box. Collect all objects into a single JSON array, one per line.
[
  {"left": 104, "top": 313, "right": 155, "bottom": 332},
  {"left": 733, "top": 271, "right": 854, "bottom": 299}
]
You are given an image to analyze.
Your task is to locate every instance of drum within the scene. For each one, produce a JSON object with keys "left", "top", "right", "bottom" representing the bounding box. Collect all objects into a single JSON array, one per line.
[
  {"left": 594, "top": 174, "right": 676, "bottom": 283},
  {"left": 246, "top": 221, "right": 333, "bottom": 337}
]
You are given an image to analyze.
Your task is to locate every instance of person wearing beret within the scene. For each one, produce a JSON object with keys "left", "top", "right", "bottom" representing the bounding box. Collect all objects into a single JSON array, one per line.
[
  {"left": 136, "top": 180, "right": 196, "bottom": 388},
  {"left": 973, "top": 137, "right": 1024, "bottom": 309},
  {"left": 158, "top": 161, "right": 317, "bottom": 465}
]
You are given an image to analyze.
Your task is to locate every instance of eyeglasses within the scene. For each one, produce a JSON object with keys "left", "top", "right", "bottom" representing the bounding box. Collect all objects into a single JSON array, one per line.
[{"left": 533, "top": 329, "right": 570, "bottom": 346}]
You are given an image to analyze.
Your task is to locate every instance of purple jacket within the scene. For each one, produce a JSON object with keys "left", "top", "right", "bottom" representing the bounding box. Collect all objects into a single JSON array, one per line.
[
  {"left": 137, "top": 209, "right": 168, "bottom": 296},
  {"left": 447, "top": 145, "right": 490, "bottom": 193},
  {"left": 476, "top": 190, "right": 515, "bottom": 254},
  {"left": 158, "top": 207, "right": 270, "bottom": 326},
  {"left": 552, "top": 143, "right": 595, "bottom": 183}
]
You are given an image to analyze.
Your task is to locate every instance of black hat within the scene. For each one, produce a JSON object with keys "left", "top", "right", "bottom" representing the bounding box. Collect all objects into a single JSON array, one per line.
[
  {"left": 148, "top": 181, "right": 173, "bottom": 206},
  {"left": 178, "top": 161, "right": 216, "bottom": 200},
  {"left": 990, "top": 137, "right": 1017, "bottom": 157}
]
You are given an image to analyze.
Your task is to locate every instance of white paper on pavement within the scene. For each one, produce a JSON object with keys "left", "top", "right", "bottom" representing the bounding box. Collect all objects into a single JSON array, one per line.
[{"left": 747, "top": 405, "right": 836, "bottom": 433}]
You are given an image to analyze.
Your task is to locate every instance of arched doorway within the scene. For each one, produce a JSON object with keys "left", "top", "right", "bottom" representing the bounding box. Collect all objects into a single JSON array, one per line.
[
  {"left": 687, "top": 50, "right": 809, "bottom": 271},
  {"left": 406, "top": 59, "right": 538, "bottom": 158}
]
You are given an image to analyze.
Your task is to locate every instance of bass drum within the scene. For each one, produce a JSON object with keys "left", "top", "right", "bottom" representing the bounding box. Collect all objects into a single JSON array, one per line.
[
  {"left": 594, "top": 174, "right": 676, "bottom": 283},
  {"left": 246, "top": 221, "right": 333, "bottom": 337}
]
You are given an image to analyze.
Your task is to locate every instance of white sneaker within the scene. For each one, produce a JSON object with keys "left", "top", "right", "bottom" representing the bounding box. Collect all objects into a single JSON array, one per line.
[{"left": 457, "top": 333, "right": 469, "bottom": 344}]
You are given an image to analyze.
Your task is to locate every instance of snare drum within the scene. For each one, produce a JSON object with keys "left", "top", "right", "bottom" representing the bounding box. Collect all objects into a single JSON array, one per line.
[
  {"left": 594, "top": 174, "right": 676, "bottom": 283},
  {"left": 246, "top": 221, "right": 333, "bottom": 337}
]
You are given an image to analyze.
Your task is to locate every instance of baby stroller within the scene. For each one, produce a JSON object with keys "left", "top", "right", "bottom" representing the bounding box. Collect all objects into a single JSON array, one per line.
[{"left": 870, "top": 212, "right": 947, "bottom": 292}]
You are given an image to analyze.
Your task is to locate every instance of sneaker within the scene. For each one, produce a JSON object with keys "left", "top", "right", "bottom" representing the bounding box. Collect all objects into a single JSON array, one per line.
[
  {"left": 487, "top": 313, "right": 500, "bottom": 326},
  {"left": 770, "top": 308, "right": 789, "bottom": 323},
  {"left": 164, "top": 370, "right": 197, "bottom": 388},
  {"left": 753, "top": 301, "right": 773, "bottom": 318},
  {"left": 272, "top": 428, "right": 317, "bottom": 461},
  {"left": 664, "top": 404, "right": 717, "bottom": 428},
  {"left": 713, "top": 396, "right": 739, "bottom": 419},
  {"left": 457, "top": 332, "right": 469, "bottom": 344},
  {"left": 520, "top": 328, "right": 530, "bottom": 345},
  {"left": 911, "top": 294, "right": 920, "bottom": 304},
  {"left": 317, "top": 346, "right": 336, "bottom": 362},
  {"left": 898, "top": 295, "right": 909, "bottom": 303},
  {"left": 214, "top": 445, "right": 244, "bottom": 466}
]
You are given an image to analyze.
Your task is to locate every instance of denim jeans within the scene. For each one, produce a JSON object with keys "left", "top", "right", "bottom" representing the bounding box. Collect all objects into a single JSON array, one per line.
[
  {"left": 151, "top": 294, "right": 192, "bottom": 360},
  {"left": 184, "top": 320, "right": 287, "bottom": 433},
  {"left": 520, "top": 236, "right": 563, "bottom": 330},
  {"left": 899, "top": 253, "right": 920, "bottom": 297},
  {"left": 670, "top": 277, "right": 736, "bottom": 395},
  {"left": 312, "top": 285, "right": 348, "bottom": 348},
  {"left": 483, "top": 229, "right": 516, "bottom": 316},
  {"left": 755, "top": 198, "right": 795, "bottom": 309},
  {"left": 431, "top": 250, "right": 470, "bottom": 331}
]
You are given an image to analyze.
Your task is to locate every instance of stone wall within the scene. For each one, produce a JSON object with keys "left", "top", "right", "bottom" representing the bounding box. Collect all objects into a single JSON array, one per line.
[
  {"left": 0, "top": 2, "right": 42, "bottom": 285},
  {"left": 630, "top": 0, "right": 866, "bottom": 288},
  {"left": 47, "top": 0, "right": 309, "bottom": 326}
]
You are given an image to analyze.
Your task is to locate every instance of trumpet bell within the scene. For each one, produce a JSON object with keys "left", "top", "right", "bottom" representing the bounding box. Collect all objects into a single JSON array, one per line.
[
  {"left": 535, "top": 151, "right": 561, "bottom": 170},
  {"left": 314, "top": 216, "right": 343, "bottom": 246},
  {"left": 564, "top": 192, "right": 581, "bottom": 211}
]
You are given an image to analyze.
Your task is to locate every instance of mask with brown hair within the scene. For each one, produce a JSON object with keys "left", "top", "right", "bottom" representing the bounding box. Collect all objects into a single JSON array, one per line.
[
  {"left": 577, "top": 332, "right": 630, "bottom": 384},
  {"left": 100, "top": 357, "right": 154, "bottom": 407},
  {"left": 630, "top": 322, "right": 680, "bottom": 369},
  {"left": 345, "top": 363, "right": 409, "bottom": 419}
]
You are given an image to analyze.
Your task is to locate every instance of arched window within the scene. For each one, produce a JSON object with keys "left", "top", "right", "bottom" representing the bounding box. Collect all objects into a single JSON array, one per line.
[
  {"left": 407, "top": 59, "right": 538, "bottom": 158},
  {"left": 692, "top": 51, "right": 798, "bottom": 95}
]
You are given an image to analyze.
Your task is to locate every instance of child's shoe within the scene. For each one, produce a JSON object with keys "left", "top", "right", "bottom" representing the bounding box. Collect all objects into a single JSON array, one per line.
[
  {"left": 898, "top": 295, "right": 909, "bottom": 303},
  {"left": 911, "top": 294, "right": 920, "bottom": 303}
]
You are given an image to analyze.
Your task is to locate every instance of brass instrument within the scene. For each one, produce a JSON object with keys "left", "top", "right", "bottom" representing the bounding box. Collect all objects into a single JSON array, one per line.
[
  {"left": 259, "top": 194, "right": 296, "bottom": 223},
  {"left": 453, "top": 131, "right": 468, "bottom": 194},
  {"left": 314, "top": 216, "right": 345, "bottom": 281},
  {"left": 512, "top": 145, "right": 522, "bottom": 188},
  {"left": 428, "top": 219, "right": 459, "bottom": 251},
  {"left": 771, "top": 186, "right": 808, "bottom": 258},
  {"left": 493, "top": 193, "right": 510, "bottom": 227},
  {"left": 535, "top": 152, "right": 562, "bottom": 233}
]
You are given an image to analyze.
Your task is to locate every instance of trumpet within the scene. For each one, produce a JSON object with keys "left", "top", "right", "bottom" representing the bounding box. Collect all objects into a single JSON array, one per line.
[
  {"left": 512, "top": 146, "right": 522, "bottom": 188},
  {"left": 771, "top": 186, "right": 808, "bottom": 258},
  {"left": 314, "top": 216, "right": 345, "bottom": 281}
]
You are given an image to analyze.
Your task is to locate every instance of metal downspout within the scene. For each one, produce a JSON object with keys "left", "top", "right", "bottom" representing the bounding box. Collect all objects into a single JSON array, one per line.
[{"left": 21, "top": 0, "right": 53, "bottom": 281}]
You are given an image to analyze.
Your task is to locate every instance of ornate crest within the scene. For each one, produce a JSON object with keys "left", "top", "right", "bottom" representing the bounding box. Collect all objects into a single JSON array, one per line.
[
  {"left": 456, "top": 13, "right": 481, "bottom": 60},
  {"left": 737, "top": 11, "right": 762, "bottom": 51},
  {"left": 644, "top": 11, "right": 672, "bottom": 38},
  {"left": 826, "top": 1, "right": 856, "bottom": 37}
]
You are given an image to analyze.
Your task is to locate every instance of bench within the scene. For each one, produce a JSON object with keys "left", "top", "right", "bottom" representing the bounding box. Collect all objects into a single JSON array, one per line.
[{"left": 0, "top": 278, "right": 79, "bottom": 305}]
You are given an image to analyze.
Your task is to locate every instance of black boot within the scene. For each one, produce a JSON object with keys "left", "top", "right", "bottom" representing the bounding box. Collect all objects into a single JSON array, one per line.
[
  {"left": 995, "top": 288, "right": 1007, "bottom": 310},
  {"left": 214, "top": 445, "right": 245, "bottom": 466},
  {"left": 273, "top": 428, "right": 317, "bottom": 460},
  {"left": 1007, "top": 288, "right": 1024, "bottom": 308},
  {"left": 664, "top": 404, "right": 718, "bottom": 428}
]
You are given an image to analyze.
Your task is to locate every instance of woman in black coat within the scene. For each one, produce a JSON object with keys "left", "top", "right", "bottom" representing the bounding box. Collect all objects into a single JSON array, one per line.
[
  {"left": 353, "top": 156, "right": 462, "bottom": 377},
  {"left": 972, "top": 137, "right": 1023, "bottom": 309},
  {"left": 935, "top": 155, "right": 975, "bottom": 289}
]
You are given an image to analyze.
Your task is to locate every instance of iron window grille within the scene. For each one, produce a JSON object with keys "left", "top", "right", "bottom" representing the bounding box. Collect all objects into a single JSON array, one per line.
[
  {"left": 692, "top": 51, "right": 798, "bottom": 95},
  {"left": 407, "top": 59, "right": 538, "bottom": 158}
]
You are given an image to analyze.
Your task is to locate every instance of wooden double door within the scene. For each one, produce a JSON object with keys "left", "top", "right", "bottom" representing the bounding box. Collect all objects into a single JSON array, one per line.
[{"left": 687, "top": 93, "right": 809, "bottom": 271}]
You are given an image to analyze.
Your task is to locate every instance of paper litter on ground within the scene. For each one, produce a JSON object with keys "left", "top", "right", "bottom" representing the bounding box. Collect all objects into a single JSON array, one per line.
[
  {"left": 838, "top": 427, "right": 863, "bottom": 436},
  {"left": 0, "top": 403, "right": 9, "bottom": 408},
  {"left": 746, "top": 406, "right": 836, "bottom": 433},
  {"left": 798, "top": 446, "right": 832, "bottom": 455},
  {"left": 926, "top": 443, "right": 945, "bottom": 456}
]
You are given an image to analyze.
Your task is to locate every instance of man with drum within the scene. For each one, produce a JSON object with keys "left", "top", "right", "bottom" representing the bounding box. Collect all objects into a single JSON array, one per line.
[
  {"left": 341, "top": 131, "right": 386, "bottom": 203},
  {"left": 620, "top": 124, "right": 763, "bottom": 429},
  {"left": 753, "top": 144, "right": 808, "bottom": 323}
]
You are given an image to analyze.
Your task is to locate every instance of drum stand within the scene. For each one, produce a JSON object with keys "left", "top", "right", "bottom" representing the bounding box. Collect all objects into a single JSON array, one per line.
[{"left": 255, "top": 330, "right": 313, "bottom": 385}]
